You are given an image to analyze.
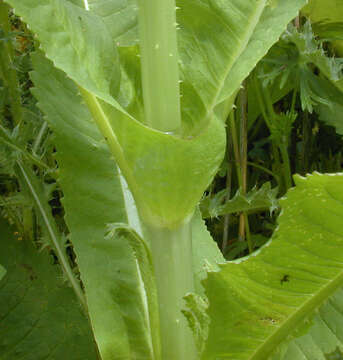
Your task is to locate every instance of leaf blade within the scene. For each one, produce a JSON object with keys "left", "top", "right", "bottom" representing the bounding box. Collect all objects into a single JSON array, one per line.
[
  {"left": 0, "top": 218, "right": 97, "bottom": 360},
  {"left": 203, "top": 173, "right": 343, "bottom": 360},
  {"left": 30, "top": 52, "right": 158, "bottom": 360}
]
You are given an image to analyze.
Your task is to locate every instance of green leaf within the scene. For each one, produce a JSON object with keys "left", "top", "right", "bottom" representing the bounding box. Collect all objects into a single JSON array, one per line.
[
  {"left": 247, "top": 74, "right": 294, "bottom": 128},
  {"left": 282, "top": 22, "right": 343, "bottom": 88},
  {"left": 200, "top": 182, "right": 279, "bottom": 219},
  {"left": 81, "top": 90, "right": 226, "bottom": 227},
  {"left": 182, "top": 293, "right": 210, "bottom": 356},
  {"left": 191, "top": 208, "right": 225, "bottom": 294},
  {"left": 105, "top": 223, "right": 162, "bottom": 359},
  {"left": 6, "top": 0, "right": 122, "bottom": 103},
  {"left": 30, "top": 52, "right": 160, "bottom": 360},
  {"left": 87, "top": 0, "right": 138, "bottom": 46},
  {"left": 14, "top": 160, "right": 86, "bottom": 308},
  {"left": 203, "top": 172, "right": 343, "bottom": 360},
  {"left": 302, "top": 0, "right": 343, "bottom": 56},
  {"left": 30, "top": 50, "right": 224, "bottom": 359},
  {"left": 0, "top": 264, "right": 5, "bottom": 280},
  {"left": 0, "top": 125, "right": 48, "bottom": 169},
  {"left": 308, "top": 75, "right": 343, "bottom": 136},
  {"left": 260, "top": 21, "right": 343, "bottom": 113},
  {"left": 270, "top": 287, "right": 343, "bottom": 359},
  {"left": 0, "top": 218, "right": 97, "bottom": 360},
  {"left": 6, "top": 0, "right": 306, "bottom": 228},
  {"left": 216, "top": 0, "right": 306, "bottom": 107}
]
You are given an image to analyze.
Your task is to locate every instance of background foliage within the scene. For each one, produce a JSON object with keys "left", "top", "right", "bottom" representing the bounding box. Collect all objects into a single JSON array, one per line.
[{"left": 1, "top": 0, "right": 343, "bottom": 359}]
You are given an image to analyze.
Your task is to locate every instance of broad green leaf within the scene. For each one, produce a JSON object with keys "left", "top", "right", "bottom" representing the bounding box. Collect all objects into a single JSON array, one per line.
[
  {"left": 270, "top": 287, "right": 343, "bottom": 359},
  {"left": 87, "top": 0, "right": 138, "bottom": 46},
  {"left": 200, "top": 182, "right": 278, "bottom": 219},
  {"left": 302, "top": 0, "right": 343, "bottom": 56},
  {"left": 203, "top": 172, "right": 343, "bottom": 360},
  {"left": 5, "top": 0, "right": 306, "bottom": 124},
  {"left": 30, "top": 51, "right": 224, "bottom": 359},
  {"left": 30, "top": 52, "right": 160, "bottom": 360},
  {"left": 217, "top": 0, "right": 306, "bottom": 106},
  {"left": 81, "top": 90, "right": 226, "bottom": 227},
  {"left": 0, "top": 218, "right": 97, "bottom": 360},
  {"left": 6, "top": 0, "right": 122, "bottom": 104},
  {"left": 7, "top": 0, "right": 305, "bottom": 227}
]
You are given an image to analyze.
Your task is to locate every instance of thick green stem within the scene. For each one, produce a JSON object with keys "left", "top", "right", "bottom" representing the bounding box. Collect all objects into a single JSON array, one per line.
[
  {"left": 137, "top": 2, "right": 196, "bottom": 358},
  {"left": 138, "top": 0, "right": 181, "bottom": 133},
  {"left": 144, "top": 221, "right": 196, "bottom": 360}
]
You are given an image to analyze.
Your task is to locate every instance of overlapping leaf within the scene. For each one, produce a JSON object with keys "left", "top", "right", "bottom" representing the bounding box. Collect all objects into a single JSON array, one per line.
[
  {"left": 203, "top": 173, "right": 343, "bottom": 359},
  {"left": 0, "top": 219, "right": 97, "bottom": 360},
  {"left": 30, "top": 51, "right": 225, "bottom": 359},
  {"left": 216, "top": 0, "right": 306, "bottom": 107},
  {"left": 30, "top": 51, "right": 160, "bottom": 360},
  {"left": 6, "top": 0, "right": 306, "bottom": 227}
]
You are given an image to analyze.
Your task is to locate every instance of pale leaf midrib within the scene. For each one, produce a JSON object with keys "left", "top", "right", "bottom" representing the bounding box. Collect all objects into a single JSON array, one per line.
[
  {"left": 206, "top": 0, "right": 267, "bottom": 117},
  {"left": 248, "top": 245, "right": 343, "bottom": 359}
]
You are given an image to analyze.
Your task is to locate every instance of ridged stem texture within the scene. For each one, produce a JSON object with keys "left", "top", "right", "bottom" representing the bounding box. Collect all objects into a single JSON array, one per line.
[
  {"left": 144, "top": 221, "right": 196, "bottom": 360},
  {"left": 138, "top": 0, "right": 181, "bottom": 133}
]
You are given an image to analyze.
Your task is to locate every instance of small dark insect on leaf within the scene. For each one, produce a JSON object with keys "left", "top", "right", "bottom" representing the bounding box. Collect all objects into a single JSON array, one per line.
[{"left": 280, "top": 274, "right": 290, "bottom": 285}]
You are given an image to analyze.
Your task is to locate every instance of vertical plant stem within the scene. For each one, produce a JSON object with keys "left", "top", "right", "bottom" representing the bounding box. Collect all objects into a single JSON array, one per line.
[
  {"left": 243, "top": 212, "right": 252, "bottom": 253},
  {"left": 279, "top": 142, "right": 292, "bottom": 190},
  {"left": 0, "top": 1, "right": 23, "bottom": 125},
  {"left": 256, "top": 76, "right": 293, "bottom": 191},
  {"left": 265, "top": 86, "right": 293, "bottom": 190},
  {"left": 239, "top": 83, "right": 253, "bottom": 253},
  {"left": 229, "top": 110, "right": 253, "bottom": 252},
  {"left": 144, "top": 221, "right": 196, "bottom": 360},
  {"left": 240, "top": 82, "right": 248, "bottom": 197},
  {"left": 222, "top": 134, "right": 233, "bottom": 252},
  {"left": 138, "top": 2, "right": 196, "bottom": 359},
  {"left": 138, "top": 0, "right": 181, "bottom": 133},
  {"left": 229, "top": 111, "right": 242, "bottom": 186},
  {"left": 301, "top": 111, "right": 310, "bottom": 175},
  {"left": 239, "top": 84, "right": 247, "bottom": 244},
  {"left": 294, "top": 14, "right": 301, "bottom": 30}
]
